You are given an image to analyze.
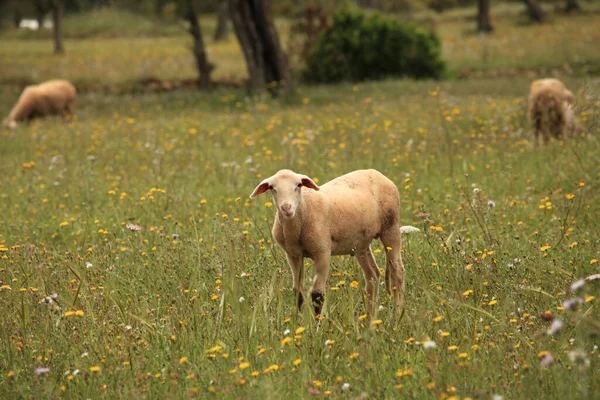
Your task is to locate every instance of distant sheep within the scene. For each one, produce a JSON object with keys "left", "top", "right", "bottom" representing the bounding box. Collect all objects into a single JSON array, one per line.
[
  {"left": 4, "top": 80, "right": 76, "bottom": 129},
  {"left": 250, "top": 169, "right": 412, "bottom": 316},
  {"left": 528, "top": 78, "right": 579, "bottom": 144}
]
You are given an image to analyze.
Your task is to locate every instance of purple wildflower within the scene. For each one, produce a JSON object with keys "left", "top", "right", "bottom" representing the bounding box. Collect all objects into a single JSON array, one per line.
[
  {"left": 562, "top": 297, "right": 584, "bottom": 310},
  {"left": 41, "top": 292, "right": 58, "bottom": 305},
  {"left": 585, "top": 274, "right": 600, "bottom": 282},
  {"left": 570, "top": 279, "right": 585, "bottom": 291},
  {"left": 171, "top": 233, "right": 180, "bottom": 239},
  {"left": 36, "top": 367, "right": 50, "bottom": 375},
  {"left": 126, "top": 223, "right": 142, "bottom": 231},
  {"left": 540, "top": 353, "right": 554, "bottom": 368},
  {"left": 547, "top": 319, "right": 563, "bottom": 335}
]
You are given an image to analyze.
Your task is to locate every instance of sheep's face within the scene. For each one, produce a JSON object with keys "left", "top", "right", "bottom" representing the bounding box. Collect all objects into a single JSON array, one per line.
[
  {"left": 250, "top": 170, "right": 320, "bottom": 219},
  {"left": 564, "top": 90, "right": 575, "bottom": 104}
]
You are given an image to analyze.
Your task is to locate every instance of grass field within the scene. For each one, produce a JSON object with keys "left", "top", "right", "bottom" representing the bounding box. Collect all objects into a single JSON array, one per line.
[
  {"left": 1, "top": 76, "right": 599, "bottom": 398},
  {"left": 1, "top": 5, "right": 600, "bottom": 400}
]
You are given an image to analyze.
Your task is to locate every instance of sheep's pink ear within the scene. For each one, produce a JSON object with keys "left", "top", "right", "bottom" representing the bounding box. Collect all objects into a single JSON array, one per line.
[
  {"left": 250, "top": 179, "right": 271, "bottom": 198},
  {"left": 300, "top": 175, "right": 319, "bottom": 191}
]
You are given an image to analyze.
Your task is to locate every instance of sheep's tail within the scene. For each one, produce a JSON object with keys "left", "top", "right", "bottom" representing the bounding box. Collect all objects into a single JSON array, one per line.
[{"left": 400, "top": 225, "right": 420, "bottom": 234}]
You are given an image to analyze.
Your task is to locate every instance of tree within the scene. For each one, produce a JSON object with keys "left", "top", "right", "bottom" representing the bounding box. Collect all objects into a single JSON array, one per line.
[
  {"left": 431, "top": 0, "right": 446, "bottom": 14},
  {"left": 50, "top": 0, "right": 65, "bottom": 54},
  {"left": 155, "top": 0, "right": 168, "bottom": 17},
  {"left": 565, "top": 0, "right": 580, "bottom": 13},
  {"left": 477, "top": 0, "right": 493, "bottom": 32},
  {"left": 13, "top": 9, "right": 22, "bottom": 28},
  {"left": 522, "top": 0, "right": 545, "bottom": 23},
  {"left": 213, "top": 1, "right": 229, "bottom": 41},
  {"left": 183, "top": 0, "right": 211, "bottom": 89},
  {"left": 228, "top": 0, "right": 292, "bottom": 95},
  {"left": 33, "top": 0, "right": 48, "bottom": 30}
]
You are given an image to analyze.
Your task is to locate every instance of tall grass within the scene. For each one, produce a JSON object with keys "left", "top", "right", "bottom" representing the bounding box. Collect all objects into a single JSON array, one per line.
[{"left": 0, "top": 76, "right": 599, "bottom": 398}]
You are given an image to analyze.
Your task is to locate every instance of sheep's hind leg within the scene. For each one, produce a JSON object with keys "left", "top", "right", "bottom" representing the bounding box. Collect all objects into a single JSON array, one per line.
[
  {"left": 533, "top": 115, "right": 542, "bottom": 146},
  {"left": 355, "top": 247, "right": 380, "bottom": 316},
  {"left": 380, "top": 229, "right": 405, "bottom": 311},
  {"left": 310, "top": 253, "right": 330, "bottom": 316},
  {"left": 286, "top": 253, "right": 305, "bottom": 310}
]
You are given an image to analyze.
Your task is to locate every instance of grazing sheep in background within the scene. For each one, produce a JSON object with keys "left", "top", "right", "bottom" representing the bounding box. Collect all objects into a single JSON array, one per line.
[
  {"left": 4, "top": 79, "right": 76, "bottom": 129},
  {"left": 250, "top": 169, "right": 409, "bottom": 317},
  {"left": 528, "top": 78, "right": 579, "bottom": 144}
]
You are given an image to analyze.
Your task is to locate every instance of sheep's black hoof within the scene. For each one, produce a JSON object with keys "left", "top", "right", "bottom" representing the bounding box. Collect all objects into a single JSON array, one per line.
[
  {"left": 295, "top": 290, "right": 304, "bottom": 310},
  {"left": 311, "top": 292, "right": 325, "bottom": 316}
]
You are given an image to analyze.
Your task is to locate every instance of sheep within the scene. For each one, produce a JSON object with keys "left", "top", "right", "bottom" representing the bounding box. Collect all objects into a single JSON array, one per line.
[
  {"left": 250, "top": 169, "right": 407, "bottom": 317},
  {"left": 527, "top": 78, "right": 579, "bottom": 144},
  {"left": 4, "top": 79, "right": 77, "bottom": 129}
]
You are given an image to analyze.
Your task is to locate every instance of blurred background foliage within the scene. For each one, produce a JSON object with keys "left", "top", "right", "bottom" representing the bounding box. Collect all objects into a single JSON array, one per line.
[
  {"left": 1, "top": 0, "right": 599, "bottom": 88},
  {"left": 1, "top": 0, "right": 597, "bottom": 23}
]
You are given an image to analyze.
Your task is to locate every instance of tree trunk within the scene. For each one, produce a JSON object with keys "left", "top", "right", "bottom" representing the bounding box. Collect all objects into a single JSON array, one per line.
[
  {"left": 213, "top": 1, "right": 229, "bottom": 42},
  {"left": 33, "top": 0, "right": 46, "bottom": 30},
  {"left": 13, "top": 10, "right": 23, "bottom": 28},
  {"left": 522, "top": 0, "right": 545, "bottom": 23},
  {"left": 356, "top": 0, "right": 375, "bottom": 7},
  {"left": 431, "top": 0, "right": 445, "bottom": 14},
  {"left": 185, "top": 0, "right": 211, "bottom": 90},
  {"left": 228, "top": 0, "right": 292, "bottom": 95},
  {"left": 565, "top": 0, "right": 580, "bottom": 13},
  {"left": 155, "top": 0, "right": 168, "bottom": 17},
  {"left": 51, "top": 0, "right": 65, "bottom": 54},
  {"left": 477, "top": 0, "right": 493, "bottom": 32}
]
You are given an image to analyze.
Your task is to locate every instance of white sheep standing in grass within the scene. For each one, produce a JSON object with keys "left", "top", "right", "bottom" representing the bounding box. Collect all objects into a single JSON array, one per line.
[
  {"left": 250, "top": 169, "right": 414, "bottom": 316},
  {"left": 4, "top": 79, "right": 77, "bottom": 129},
  {"left": 528, "top": 78, "right": 580, "bottom": 144}
]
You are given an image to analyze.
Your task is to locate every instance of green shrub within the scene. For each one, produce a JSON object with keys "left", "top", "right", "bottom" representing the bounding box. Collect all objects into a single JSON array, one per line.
[{"left": 302, "top": 8, "right": 446, "bottom": 83}]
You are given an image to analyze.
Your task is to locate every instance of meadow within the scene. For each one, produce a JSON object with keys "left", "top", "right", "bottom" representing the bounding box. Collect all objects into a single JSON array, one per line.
[{"left": 1, "top": 6, "right": 600, "bottom": 400}]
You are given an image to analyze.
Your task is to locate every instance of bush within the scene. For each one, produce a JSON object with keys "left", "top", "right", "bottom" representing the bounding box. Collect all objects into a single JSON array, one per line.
[{"left": 302, "top": 8, "right": 446, "bottom": 83}]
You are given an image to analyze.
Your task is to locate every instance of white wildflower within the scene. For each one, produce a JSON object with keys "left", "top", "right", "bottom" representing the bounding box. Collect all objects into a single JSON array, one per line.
[
  {"left": 400, "top": 225, "right": 420, "bottom": 234},
  {"left": 568, "top": 349, "right": 589, "bottom": 368},
  {"left": 423, "top": 340, "right": 437, "bottom": 350}
]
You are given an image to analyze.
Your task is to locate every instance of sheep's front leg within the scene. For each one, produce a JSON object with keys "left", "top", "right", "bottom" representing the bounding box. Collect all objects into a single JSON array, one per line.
[
  {"left": 286, "top": 253, "right": 304, "bottom": 310},
  {"left": 310, "top": 253, "right": 330, "bottom": 316}
]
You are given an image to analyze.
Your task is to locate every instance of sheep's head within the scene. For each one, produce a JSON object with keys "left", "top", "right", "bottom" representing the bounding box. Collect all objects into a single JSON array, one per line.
[
  {"left": 250, "top": 169, "right": 320, "bottom": 219},
  {"left": 564, "top": 89, "right": 575, "bottom": 104}
]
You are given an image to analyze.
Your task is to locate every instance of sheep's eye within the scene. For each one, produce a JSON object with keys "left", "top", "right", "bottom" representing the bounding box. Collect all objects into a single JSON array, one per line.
[{"left": 297, "top": 183, "right": 302, "bottom": 188}]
